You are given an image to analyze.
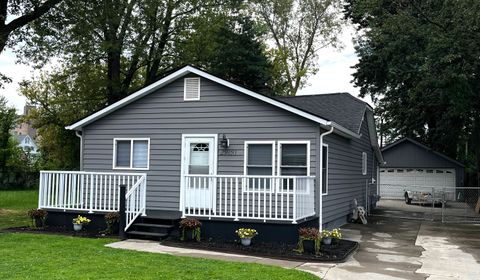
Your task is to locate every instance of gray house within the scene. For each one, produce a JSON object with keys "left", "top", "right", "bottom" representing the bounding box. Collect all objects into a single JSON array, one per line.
[
  {"left": 38, "top": 66, "right": 383, "bottom": 242},
  {"left": 379, "top": 137, "right": 464, "bottom": 200}
]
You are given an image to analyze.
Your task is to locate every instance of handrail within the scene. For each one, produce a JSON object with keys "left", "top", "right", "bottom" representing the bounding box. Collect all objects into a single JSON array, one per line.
[
  {"left": 182, "top": 175, "right": 315, "bottom": 224},
  {"left": 40, "top": 170, "right": 147, "bottom": 176},
  {"left": 124, "top": 175, "right": 147, "bottom": 231}
]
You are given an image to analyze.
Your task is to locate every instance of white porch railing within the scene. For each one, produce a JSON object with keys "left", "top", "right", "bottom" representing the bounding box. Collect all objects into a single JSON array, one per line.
[
  {"left": 182, "top": 175, "right": 315, "bottom": 223},
  {"left": 125, "top": 175, "right": 147, "bottom": 230},
  {"left": 38, "top": 171, "right": 147, "bottom": 215}
]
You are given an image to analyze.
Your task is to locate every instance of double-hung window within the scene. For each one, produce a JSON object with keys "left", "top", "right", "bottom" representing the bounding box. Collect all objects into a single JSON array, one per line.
[
  {"left": 113, "top": 138, "right": 150, "bottom": 170},
  {"left": 278, "top": 141, "right": 310, "bottom": 190},
  {"left": 244, "top": 141, "right": 275, "bottom": 190}
]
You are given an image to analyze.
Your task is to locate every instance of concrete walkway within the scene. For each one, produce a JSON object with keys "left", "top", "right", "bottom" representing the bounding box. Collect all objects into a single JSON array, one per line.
[{"left": 106, "top": 217, "right": 480, "bottom": 279}]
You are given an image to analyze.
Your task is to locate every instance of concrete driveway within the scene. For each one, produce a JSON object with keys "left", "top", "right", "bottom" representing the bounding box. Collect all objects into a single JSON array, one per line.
[
  {"left": 301, "top": 217, "right": 480, "bottom": 280},
  {"left": 108, "top": 217, "right": 480, "bottom": 280}
]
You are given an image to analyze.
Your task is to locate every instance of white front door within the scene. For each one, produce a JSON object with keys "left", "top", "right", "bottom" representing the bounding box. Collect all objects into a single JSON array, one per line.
[{"left": 182, "top": 136, "right": 217, "bottom": 210}]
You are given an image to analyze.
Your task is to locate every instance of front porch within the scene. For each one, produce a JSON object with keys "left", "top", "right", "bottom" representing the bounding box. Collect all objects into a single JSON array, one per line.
[{"left": 38, "top": 171, "right": 317, "bottom": 231}]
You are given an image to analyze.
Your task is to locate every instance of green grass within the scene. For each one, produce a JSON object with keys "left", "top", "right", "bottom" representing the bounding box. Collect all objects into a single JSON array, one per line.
[
  {"left": 0, "top": 189, "right": 38, "bottom": 229},
  {"left": 0, "top": 233, "right": 317, "bottom": 280},
  {"left": 0, "top": 190, "right": 317, "bottom": 279}
]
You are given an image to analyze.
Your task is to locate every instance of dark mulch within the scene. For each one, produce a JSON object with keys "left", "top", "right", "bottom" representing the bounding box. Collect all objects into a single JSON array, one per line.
[
  {"left": 1, "top": 226, "right": 118, "bottom": 239},
  {"left": 161, "top": 237, "right": 358, "bottom": 263}
]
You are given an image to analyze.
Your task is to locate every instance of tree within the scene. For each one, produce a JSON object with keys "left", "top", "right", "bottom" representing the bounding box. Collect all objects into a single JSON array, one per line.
[
  {"left": 20, "top": 63, "right": 108, "bottom": 169},
  {"left": 0, "top": 0, "right": 62, "bottom": 87},
  {"left": 345, "top": 0, "right": 480, "bottom": 185},
  {"left": 17, "top": 0, "right": 233, "bottom": 104},
  {"left": 0, "top": 96, "right": 16, "bottom": 173},
  {"left": 253, "top": 0, "right": 343, "bottom": 95},
  {"left": 177, "top": 14, "right": 273, "bottom": 93}
]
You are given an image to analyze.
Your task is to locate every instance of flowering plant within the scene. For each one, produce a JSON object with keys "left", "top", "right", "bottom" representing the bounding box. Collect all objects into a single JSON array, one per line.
[
  {"left": 73, "top": 215, "right": 91, "bottom": 225},
  {"left": 236, "top": 228, "right": 258, "bottom": 239},
  {"left": 296, "top": 227, "right": 321, "bottom": 254},
  {"left": 179, "top": 218, "right": 201, "bottom": 242},
  {"left": 298, "top": 227, "right": 320, "bottom": 240},
  {"left": 321, "top": 229, "right": 331, "bottom": 238},
  {"left": 331, "top": 228, "right": 342, "bottom": 239}
]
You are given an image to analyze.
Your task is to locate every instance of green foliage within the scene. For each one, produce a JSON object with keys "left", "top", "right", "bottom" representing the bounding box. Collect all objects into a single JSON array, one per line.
[
  {"left": 20, "top": 64, "right": 108, "bottom": 170},
  {"left": 254, "top": 0, "right": 344, "bottom": 95},
  {"left": 179, "top": 218, "right": 202, "bottom": 241},
  {"left": 178, "top": 15, "right": 274, "bottom": 93},
  {"left": 346, "top": 0, "right": 480, "bottom": 181}
]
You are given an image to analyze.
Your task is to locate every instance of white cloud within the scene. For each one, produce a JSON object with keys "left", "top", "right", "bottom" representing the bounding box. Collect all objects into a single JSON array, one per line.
[
  {"left": 0, "top": 50, "right": 32, "bottom": 113},
  {"left": 299, "top": 25, "right": 373, "bottom": 106}
]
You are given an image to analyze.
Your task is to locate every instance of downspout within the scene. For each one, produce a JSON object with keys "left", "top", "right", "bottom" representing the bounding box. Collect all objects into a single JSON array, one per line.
[
  {"left": 75, "top": 131, "right": 83, "bottom": 171},
  {"left": 319, "top": 125, "right": 334, "bottom": 232}
]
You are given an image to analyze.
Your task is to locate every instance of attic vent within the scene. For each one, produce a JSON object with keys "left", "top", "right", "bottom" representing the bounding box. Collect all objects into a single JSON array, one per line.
[{"left": 184, "top": 77, "right": 200, "bottom": 101}]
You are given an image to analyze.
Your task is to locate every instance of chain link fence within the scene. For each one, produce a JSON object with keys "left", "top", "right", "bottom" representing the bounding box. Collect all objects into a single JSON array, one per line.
[{"left": 368, "top": 184, "right": 480, "bottom": 224}]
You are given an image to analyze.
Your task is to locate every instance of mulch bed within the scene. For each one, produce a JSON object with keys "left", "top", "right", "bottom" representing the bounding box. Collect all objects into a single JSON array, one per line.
[
  {"left": 1, "top": 226, "right": 118, "bottom": 239},
  {"left": 161, "top": 237, "right": 358, "bottom": 263}
]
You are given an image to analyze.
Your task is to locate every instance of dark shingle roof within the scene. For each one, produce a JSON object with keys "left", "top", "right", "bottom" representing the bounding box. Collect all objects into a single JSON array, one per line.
[{"left": 275, "top": 93, "right": 368, "bottom": 133}]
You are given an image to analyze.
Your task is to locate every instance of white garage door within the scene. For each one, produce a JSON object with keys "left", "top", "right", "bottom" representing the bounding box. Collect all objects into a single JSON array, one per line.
[{"left": 379, "top": 168, "right": 455, "bottom": 199}]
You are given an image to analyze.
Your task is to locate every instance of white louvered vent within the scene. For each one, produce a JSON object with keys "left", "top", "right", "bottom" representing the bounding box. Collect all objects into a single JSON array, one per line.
[{"left": 184, "top": 77, "right": 200, "bottom": 101}]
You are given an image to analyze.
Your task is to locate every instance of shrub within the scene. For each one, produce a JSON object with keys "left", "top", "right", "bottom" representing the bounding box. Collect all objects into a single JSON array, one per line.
[
  {"left": 104, "top": 212, "right": 120, "bottom": 234},
  {"left": 179, "top": 218, "right": 201, "bottom": 242},
  {"left": 27, "top": 209, "right": 47, "bottom": 228},
  {"left": 331, "top": 228, "right": 342, "bottom": 239},
  {"left": 296, "top": 227, "right": 321, "bottom": 254}
]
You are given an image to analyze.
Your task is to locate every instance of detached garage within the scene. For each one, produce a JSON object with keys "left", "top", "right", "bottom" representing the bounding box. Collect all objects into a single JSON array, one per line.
[{"left": 380, "top": 138, "right": 464, "bottom": 199}]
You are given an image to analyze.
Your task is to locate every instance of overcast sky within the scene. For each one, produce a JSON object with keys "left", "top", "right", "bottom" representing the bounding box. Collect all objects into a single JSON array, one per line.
[{"left": 0, "top": 25, "right": 370, "bottom": 113}]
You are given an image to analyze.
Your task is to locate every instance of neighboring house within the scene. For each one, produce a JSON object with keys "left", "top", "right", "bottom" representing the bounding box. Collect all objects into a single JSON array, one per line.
[
  {"left": 379, "top": 137, "right": 464, "bottom": 199},
  {"left": 12, "top": 105, "right": 37, "bottom": 139},
  {"left": 38, "top": 66, "right": 383, "bottom": 243},
  {"left": 14, "top": 134, "right": 38, "bottom": 155}
]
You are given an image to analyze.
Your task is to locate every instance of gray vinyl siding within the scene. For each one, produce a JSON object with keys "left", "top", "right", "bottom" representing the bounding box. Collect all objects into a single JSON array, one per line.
[
  {"left": 322, "top": 112, "right": 376, "bottom": 226},
  {"left": 82, "top": 76, "right": 317, "bottom": 211}
]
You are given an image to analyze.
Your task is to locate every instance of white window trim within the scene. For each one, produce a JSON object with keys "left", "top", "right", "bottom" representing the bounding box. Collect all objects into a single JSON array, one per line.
[
  {"left": 362, "top": 152, "right": 367, "bottom": 175},
  {"left": 243, "top": 141, "right": 276, "bottom": 176},
  {"left": 112, "top": 138, "right": 150, "bottom": 170},
  {"left": 183, "top": 77, "right": 201, "bottom": 101},
  {"left": 322, "top": 143, "right": 329, "bottom": 195},
  {"left": 277, "top": 140, "right": 311, "bottom": 176}
]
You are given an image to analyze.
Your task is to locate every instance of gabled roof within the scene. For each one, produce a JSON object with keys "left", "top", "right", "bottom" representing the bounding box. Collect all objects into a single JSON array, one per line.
[
  {"left": 65, "top": 66, "right": 359, "bottom": 139},
  {"left": 382, "top": 137, "right": 464, "bottom": 167},
  {"left": 275, "top": 93, "right": 369, "bottom": 134}
]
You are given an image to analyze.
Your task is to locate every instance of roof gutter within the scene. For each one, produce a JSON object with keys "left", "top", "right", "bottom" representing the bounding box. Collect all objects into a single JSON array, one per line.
[{"left": 319, "top": 125, "right": 334, "bottom": 232}]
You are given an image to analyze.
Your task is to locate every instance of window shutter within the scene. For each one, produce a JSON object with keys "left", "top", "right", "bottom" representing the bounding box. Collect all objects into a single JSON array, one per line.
[{"left": 184, "top": 78, "right": 200, "bottom": 100}]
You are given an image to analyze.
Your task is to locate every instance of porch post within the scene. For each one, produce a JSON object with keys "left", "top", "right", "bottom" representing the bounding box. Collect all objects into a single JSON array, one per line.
[{"left": 119, "top": 184, "right": 127, "bottom": 240}]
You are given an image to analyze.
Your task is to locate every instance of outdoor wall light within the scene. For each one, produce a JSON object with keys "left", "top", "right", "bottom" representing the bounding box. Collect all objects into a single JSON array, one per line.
[{"left": 220, "top": 134, "right": 230, "bottom": 148}]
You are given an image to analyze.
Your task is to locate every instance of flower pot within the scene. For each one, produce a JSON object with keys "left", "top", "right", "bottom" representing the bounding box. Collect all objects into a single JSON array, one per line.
[
  {"left": 241, "top": 238, "right": 252, "bottom": 246},
  {"left": 302, "top": 240, "right": 316, "bottom": 253},
  {"left": 73, "top": 223, "right": 83, "bottom": 232},
  {"left": 322, "top": 237, "right": 332, "bottom": 245}
]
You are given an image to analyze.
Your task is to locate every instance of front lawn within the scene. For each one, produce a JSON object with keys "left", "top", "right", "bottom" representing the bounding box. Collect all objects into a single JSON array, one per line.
[
  {"left": 0, "top": 233, "right": 318, "bottom": 280},
  {"left": 0, "top": 189, "right": 38, "bottom": 228}
]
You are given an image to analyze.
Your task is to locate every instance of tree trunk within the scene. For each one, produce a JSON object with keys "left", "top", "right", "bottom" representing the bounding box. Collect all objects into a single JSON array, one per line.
[{"left": 106, "top": 47, "right": 122, "bottom": 104}]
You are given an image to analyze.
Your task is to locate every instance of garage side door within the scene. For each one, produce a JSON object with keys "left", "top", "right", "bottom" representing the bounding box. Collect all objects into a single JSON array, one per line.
[{"left": 379, "top": 168, "right": 455, "bottom": 199}]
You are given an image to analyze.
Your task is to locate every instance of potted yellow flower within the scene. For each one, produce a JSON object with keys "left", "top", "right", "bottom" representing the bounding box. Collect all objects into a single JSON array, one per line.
[
  {"left": 72, "top": 215, "right": 91, "bottom": 231},
  {"left": 321, "top": 229, "right": 332, "bottom": 245},
  {"left": 331, "top": 228, "right": 342, "bottom": 244},
  {"left": 236, "top": 228, "right": 258, "bottom": 246}
]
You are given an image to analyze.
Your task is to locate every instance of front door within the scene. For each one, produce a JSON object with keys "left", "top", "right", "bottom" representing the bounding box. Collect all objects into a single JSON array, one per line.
[{"left": 182, "top": 136, "right": 217, "bottom": 210}]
